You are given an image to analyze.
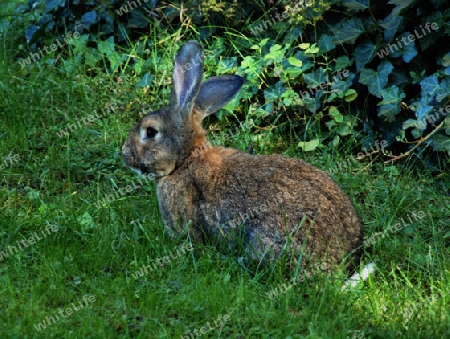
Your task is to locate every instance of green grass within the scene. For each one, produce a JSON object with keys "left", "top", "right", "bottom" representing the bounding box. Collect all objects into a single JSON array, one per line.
[{"left": 1, "top": 6, "right": 450, "bottom": 339}]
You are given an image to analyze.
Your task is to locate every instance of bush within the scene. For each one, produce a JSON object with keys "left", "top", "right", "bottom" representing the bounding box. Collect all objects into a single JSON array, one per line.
[
  {"left": 233, "top": 0, "right": 450, "bottom": 160},
  {"left": 15, "top": 0, "right": 450, "bottom": 163}
]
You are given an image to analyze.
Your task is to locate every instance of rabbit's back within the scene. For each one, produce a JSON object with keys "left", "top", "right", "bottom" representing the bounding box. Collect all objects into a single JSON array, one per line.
[{"left": 157, "top": 145, "right": 363, "bottom": 271}]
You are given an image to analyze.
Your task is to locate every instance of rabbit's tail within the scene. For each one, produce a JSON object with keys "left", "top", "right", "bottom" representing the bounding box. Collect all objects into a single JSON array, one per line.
[{"left": 341, "top": 262, "right": 376, "bottom": 290}]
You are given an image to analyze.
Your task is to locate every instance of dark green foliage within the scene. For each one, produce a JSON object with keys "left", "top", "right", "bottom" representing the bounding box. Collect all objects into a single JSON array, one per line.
[
  {"left": 18, "top": 0, "right": 450, "bottom": 161},
  {"left": 23, "top": 0, "right": 159, "bottom": 43},
  {"left": 240, "top": 0, "right": 450, "bottom": 158}
]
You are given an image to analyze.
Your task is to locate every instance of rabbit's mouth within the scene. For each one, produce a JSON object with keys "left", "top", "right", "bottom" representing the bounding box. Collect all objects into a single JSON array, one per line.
[
  {"left": 133, "top": 161, "right": 176, "bottom": 180},
  {"left": 138, "top": 163, "right": 152, "bottom": 175},
  {"left": 128, "top": 166, "right": 144, "bottom": 176}
]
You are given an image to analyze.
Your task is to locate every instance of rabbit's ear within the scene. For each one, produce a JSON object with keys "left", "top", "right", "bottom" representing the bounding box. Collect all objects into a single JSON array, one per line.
[
  {"left": 170, "top": 41, "right": 204, "bottom": 119},
  {"left": 194, "top": 75, "right": 244, "bottom": 117}
]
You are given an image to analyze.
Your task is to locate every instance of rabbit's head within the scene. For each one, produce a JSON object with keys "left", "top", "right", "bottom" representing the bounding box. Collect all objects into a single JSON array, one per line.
[{"left": 122, "top": 41, "right": 244, "bottom": 179}]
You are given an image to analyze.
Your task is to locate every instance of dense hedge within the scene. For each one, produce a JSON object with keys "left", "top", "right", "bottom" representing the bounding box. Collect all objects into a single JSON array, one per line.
[{"left": 16, "top": 0, "right": 450, "bottom": 162}]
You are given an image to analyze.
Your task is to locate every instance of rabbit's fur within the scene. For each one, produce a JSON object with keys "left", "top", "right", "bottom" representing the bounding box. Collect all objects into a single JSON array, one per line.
[{"left": 122, "top": 41, "right": 364, "bottom": 273}]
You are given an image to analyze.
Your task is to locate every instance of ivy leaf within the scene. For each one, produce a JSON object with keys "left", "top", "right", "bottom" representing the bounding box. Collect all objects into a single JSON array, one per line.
[
  {"left": 330, "top": 135, "right": 340, "bottom": 147},
  {"left": 264, "top": 44, "right": 284, "bottom": 63},
  {"left": 284, "top": 66, "right": 303, "bottom": 79},
  {"left": 318, "top": 34, "right": 336, "bottom": 53},
  {"left": 378, "top": 85, "right": 406, "bottom": 121},
  {"left": 359, "top": 68, "right": 378, "bottom": 96},
  {"left": 292, "top": 51, "right": 314, "bottom": 72},
  {"left": 436, "top": 77, "right": 450, "bottom": 102},
  {"left": 442, "top": 52, "right": 450, "bottom": 67},
  {"left": 81, "top": 10, "right": 98, "bottom": 26},
  {"left": 329, "top": 106, "right": 343, "bottom": 122},
  {"left": 109, "top": 52, "right": 127, "bottom": 72},
  {"left": 389, "top": 32, "right": 417, "bottom": 63},
  {"left": 302, "top": 67, "right": 327, "bottom": 89},
  {"left": 344, "top": 89, "right": 358, "bottom": 102},
  {"left": 330, "top": 79, "right": 350, "bottom": 95},
  {"left": 45, "top": 0, "right": 65, "bottom": 11},
  {"left": 287, "top": 57, "right": 303, "bottom": 67},
  {"left": 251, "top": 107, "right": 271, "bottom": 118},
  {"left": 217, "top": 57, "right": 237, "bottom": 74},
  {"left": 381, "top": 7, "right": 402, "bottom": 41},
  {"left": 419, "top": 12, "right": 443, "bottom": 50},
  {"left": 420, "top": 75, "right": 440, "bottom": 101},
  {"left": 354, "top": 42, "right": 377, "bottom": 70},
  {"left": 283, "top": 27, "right": 303, "bottom": 45},
  {"left": 359, "top": 60, "right": 394, "bottom": 98},
  {"left": 129, "top": 10, "right": 150, "bottom": 28},
  {"left": 305, "top": 44, "right": 320, "bottom": 55},
  {"left": 342, "top": 0, "right": 369, "bottom": 11},
  {"left": 98, "top": 36, "right": 115, "bottom": 56},
  {"left": 136, "top": 73, "right": 153, "bottom": 88},
  {"left": 25, "top": 25, "right": 40, "bottom": 44},
  {"left": 241, "top": 56, "right": 260, "bottom": 71},
  {"left": 403, "top": 118, "right": 424, "bottom": 131},
  {"left": 284, "top": 57, "right": 303, "bottom": 79},
  {"left": 68, "top": 33, "right": 88, "bottom": 51},
  {"left": 77, "top": 212, "right": 95, "bottom": 232},
  {"left": 432, "top": 133, "right": 450, "bottom": 152},
  {"left": 303, "top": 94, "right": 322, "bottom": 113},
  {"left": 390, "top": 69, "right": 409, "bottom": 86},
  {"left": 412, "top": 128, "right": 423, "bottom": 139},
  {"left": 332, "top": 18, "right": 365, "bottom": 44},
  {"left": 415, "top": 105, "right": 434, "bottom": 123},
  {"left": 334, "top": 56, "right": 352, "bottom": 71},
  {"left": 336, "top": 124, "right": 353, "bottom": 136},
  {"left": 299, "top": 43, "right": 311, "bottom": 50},
  {"left": 280, "top": 89, "right": 299, "bottom": 107},
  {"left": 237, "top": 84, "right": 258, "bottom": 100},
  {"left": 445, "top": 115, "right": 450, "bottom": 134},
  {"left": 264, "top": 81, "right": 286, "bottom": 103},
  {"left": 298, "top": 139, "right": 320, "bottom": 152},
  {"left": 84, "top": 47, "right": 102, "bottom": 67}
]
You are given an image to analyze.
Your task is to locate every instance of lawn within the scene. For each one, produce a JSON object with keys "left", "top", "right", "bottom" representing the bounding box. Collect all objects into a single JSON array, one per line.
[{"left": 0, "top": 3, "right": 449, "bottom": 339}]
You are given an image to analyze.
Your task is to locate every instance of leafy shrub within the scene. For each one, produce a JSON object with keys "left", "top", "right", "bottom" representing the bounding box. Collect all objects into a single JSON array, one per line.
[
  {"left": 235, "top": 0, "right": 450, "bottom": 159},
  {"left": 15, "top": 0, "right": 450, "bottom": 162},
  {"left": 20, "top": 0, "right": 266, "bottom": 45}
]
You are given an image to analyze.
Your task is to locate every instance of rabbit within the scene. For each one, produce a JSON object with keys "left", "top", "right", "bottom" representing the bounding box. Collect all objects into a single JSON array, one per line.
[{"left": 122, "top": 40, "right": 364, "bottom": 274}]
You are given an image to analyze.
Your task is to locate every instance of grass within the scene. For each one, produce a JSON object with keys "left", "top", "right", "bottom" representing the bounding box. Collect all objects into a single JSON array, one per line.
[{"left": 1, "top": 4, "right": 449, "bottom": 339}]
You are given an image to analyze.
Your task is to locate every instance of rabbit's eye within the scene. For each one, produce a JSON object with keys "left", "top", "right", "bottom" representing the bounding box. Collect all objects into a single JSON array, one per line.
[{"left": 146, "top": 127, "right": 157, "bottom": 139}]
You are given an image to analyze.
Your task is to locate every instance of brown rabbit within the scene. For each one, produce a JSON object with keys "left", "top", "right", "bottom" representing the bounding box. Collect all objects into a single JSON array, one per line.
[{"left": 122, "top": 41, "right": 364, "bottom": 274}]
